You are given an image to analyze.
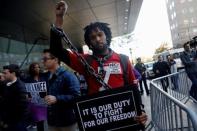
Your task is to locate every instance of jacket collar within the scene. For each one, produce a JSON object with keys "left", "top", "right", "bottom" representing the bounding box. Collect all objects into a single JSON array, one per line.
[
  {"left": 7, "top": 78, "right": 17, "bottom": 86},
  {"left": 49, "top": 66, "right": 65, "bottom": 79}
]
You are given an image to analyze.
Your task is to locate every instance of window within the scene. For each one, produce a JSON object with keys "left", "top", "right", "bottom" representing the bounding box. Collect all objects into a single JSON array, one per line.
[
  {"left": 172, "top": 1, "right": 175, "bottom": 7},
  {"left": 182, "top": 9, "right": 187, "bottom": 14},
  {"left": 174, "top": 34, "right": 178, "bottom": 39},
  {"left": 169, "top": 1, "right": 174, "bottom": 10},
  {"left": 180, "top": 0, "right": 185, "bottom": 3},
  {"left": 184, "top": 19, "right": 189, "bottom": 25},
  {"left": 166, "top": 0, "right": 168, "bottom": 3},
  {"left": 189, "top": 7, "right": 194, "bottom": 13},
  {"left": 171, "top": 24, "right": 175, "bottom": 30},
  {"left": 191, "top": 18, "right": 195, "bottom": 23},
  {"left": 173, "top": 24, "right": 175, "bottom": 29},
  {"left": 175, "top": 23, "right": 178, "bottom": 28},
  {"left": 169, "top": 5, "right": 172, "bottom": 10},
  {"left": 174, "top": 12, "right": 176, "bottom": 18},
  {"left": 171, "top": 14, "right": 174, "bottom": 20}
]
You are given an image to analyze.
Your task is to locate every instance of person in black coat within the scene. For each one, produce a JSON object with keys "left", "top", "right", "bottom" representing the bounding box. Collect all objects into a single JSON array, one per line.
[
  {"left": 1, "top": 64, "right": 28, "bottom": 131},
  {"left": 153, "top": 55, "right": 170, "bottom": 92},
  {"left": 0, "top": 73, "right": 6, "bottom": 97},
  {"left": 135, "top": 58, "right": 149, "bottom": 95},
  {"left": 180, "top": 43, "right": 197, "bottom": 100}
]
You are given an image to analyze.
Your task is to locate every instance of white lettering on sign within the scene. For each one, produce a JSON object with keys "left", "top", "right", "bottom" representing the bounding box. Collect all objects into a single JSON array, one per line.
[
  {"left": 25, "top": 82, "right": 47, "bottom": 92},
  {"left": 81, "top": 98, "right": 136, "bottom": 129},
  {"left": 25, "top": 82, "right": 47, "bottom": 105}
]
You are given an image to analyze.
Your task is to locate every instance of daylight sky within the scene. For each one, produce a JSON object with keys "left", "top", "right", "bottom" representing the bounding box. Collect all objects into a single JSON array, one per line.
[{"left": 112, "top": 0, "right": 173, "bottom": 60}]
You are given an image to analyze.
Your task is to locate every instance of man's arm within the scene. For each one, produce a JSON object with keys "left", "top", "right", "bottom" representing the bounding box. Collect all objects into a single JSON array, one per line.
[
  {"left": 133, "top": 68, "right": 142, "bottom": 81},
  {"left": 180, "top": 53, "right": 196, "bottom": 67},
  {"left": 165, "top": 61, "right": 171, "bottom": 74},
  {"left": 142, "top": 63, "right": 146, "bottom": 72},
  {"left": 56, "top": 72, "right": 81, "bottom": 103},
  {"left": 44, "top": 72, "right": 80, "bottom": 105},
  {"left": 127, "top": 61, "right": 147, "bottom": 125},
  {"left": 50, "top": 28, "right": 70, "bottom": 65},
  {"left": 134, "top": 64, "right": 140, "bottom": 73},
  {"left": 50, "top": 1, "right": 70, "bottom": 65},
  {"left": 153, "top": 63, "right": 157, "bottom": 74}
]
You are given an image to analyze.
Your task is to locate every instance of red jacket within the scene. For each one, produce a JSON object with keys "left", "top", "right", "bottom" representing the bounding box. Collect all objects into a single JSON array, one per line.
[
  {"left": 50, "top": 29, "right": 136, "bottom": 95},
  {"left": 68, "top": 51, "right": 136, "bottom": 94}
]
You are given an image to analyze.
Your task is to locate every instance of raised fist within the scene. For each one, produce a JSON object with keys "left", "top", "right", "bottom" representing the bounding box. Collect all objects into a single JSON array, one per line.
[{"left": 56, "top": 1, "right": 68, "bottom": 17}]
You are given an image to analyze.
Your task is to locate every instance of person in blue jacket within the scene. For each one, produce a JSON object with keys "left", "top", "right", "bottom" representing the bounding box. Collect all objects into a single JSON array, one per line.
[{"left": 42, "top": 49, "right": 80, "bottom": 131}]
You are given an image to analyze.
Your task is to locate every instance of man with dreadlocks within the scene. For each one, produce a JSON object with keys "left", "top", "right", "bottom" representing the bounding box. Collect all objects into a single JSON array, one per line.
[{"left": 50, "top": 0, "right": 147, "bottom": 126}]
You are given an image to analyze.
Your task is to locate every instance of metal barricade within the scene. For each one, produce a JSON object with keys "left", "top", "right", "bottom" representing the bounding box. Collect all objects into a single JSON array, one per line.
[
  {"left": 151, "top": 70, "right": 196, "bottom": 103},
  {"left": 147, "top": 81, "right": 197, "bottom": 131}
]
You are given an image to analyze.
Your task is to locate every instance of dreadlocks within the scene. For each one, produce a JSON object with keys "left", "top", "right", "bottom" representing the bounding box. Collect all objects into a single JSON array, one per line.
[{"left": 84, "top": 22, "right": 112, "bottom": 48}]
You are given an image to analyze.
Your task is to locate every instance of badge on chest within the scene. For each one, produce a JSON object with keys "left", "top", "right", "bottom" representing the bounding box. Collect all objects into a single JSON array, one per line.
[{"left": 98, "top": 63, "right": 122, "bottom": 74}]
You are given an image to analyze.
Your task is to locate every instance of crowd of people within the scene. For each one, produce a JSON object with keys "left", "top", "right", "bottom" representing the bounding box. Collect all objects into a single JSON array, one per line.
[
  {"left": 1, "top": 0, "right": 197, "bottom": 131},
  {"left": 151, "top": 42, "right": 197, "bottom": 101},
  {"left": 0, "top": 49, "right": 81, "bottom": 131},
  {"left": 0, "top": 1, "right": 147, "bottom": 131}
]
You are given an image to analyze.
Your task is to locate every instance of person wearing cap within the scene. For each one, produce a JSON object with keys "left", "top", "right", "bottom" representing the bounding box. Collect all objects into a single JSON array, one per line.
[{"left": 0, "top": 64, "right": 28, "bottom": 131}]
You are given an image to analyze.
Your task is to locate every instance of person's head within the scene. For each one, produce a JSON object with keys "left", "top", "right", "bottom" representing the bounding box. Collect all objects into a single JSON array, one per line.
[
  {"left": 167, "top": 55, "right": 170, "bottom": 61},
  {"left": 136, "top": 57, "right": 141, "bottom": 63},
  {"left": 84, "top": 22, "right": 112, "bottom": 54},
  {"left": 0, "top": 73, "right": 5, "bottom": 82},
  {"left": 2, "top": 64, "right": 19, "bottom": 82},
  {"left": 29, "top": 62, "right": 40, "bottom": 77},
  {"left": 42, "top": 49, "right": 60, "bottom": 71},
  {"left": 167, "top": 55, "right": 174, "bottom": 61},
  {"left": 158, "top": 55, "right": 163, "bottom": 62},
  {"left": 183, "top": 42, "right": 191, "bottom": 52}
]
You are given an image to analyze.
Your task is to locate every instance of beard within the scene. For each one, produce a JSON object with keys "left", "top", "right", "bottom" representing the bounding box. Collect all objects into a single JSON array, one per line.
[{"left": 91, "top": 42, "right": 109, "bottom": 55}]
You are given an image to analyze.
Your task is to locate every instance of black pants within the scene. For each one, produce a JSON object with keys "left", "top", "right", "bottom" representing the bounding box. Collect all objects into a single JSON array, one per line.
[
  {"left": 37, "top": 121, "right": 44, "bottom": 131},
  {"left": 160, "top": 77, "right": 169, "bottom": 92},
  {"left": 139, "top": 76, "right": 149, "bottom": 94}
]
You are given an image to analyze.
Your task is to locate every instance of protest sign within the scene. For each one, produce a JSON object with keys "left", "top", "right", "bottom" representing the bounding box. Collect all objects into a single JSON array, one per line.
[
  {"left": 25, "top": 81, "right": 47, "bottom": 106},
  {"left": 74, "top": 87, "right": 143, "bottom": 131}
]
